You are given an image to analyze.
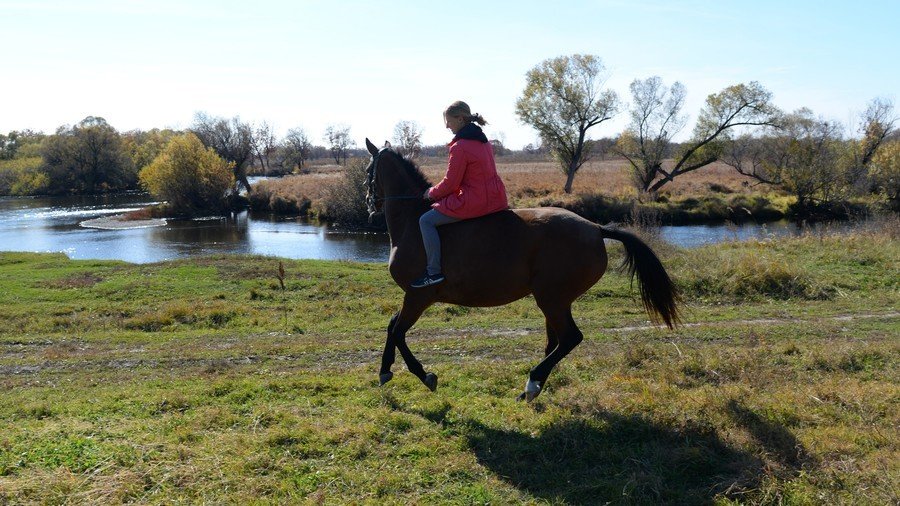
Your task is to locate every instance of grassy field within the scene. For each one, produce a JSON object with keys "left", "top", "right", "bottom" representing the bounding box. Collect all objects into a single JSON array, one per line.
[{"left": 0, "top": 226, "right": 897, "bottom": 504}]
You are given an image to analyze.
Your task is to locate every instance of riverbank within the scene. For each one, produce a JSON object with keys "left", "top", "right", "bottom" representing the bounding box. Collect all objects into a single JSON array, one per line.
[{"left": 0, "top": 228, "right": 897, "bottom": 503}]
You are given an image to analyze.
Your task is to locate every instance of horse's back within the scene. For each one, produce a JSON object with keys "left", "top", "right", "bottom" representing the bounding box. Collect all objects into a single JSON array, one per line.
[{"left": 435, "top": 207, "right": 608, "bottom": 306}]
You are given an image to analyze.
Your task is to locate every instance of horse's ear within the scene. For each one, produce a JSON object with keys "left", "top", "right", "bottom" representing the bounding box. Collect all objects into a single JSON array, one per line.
[
  {"left": 365, "top": 138, "right": 379, "bottom": 156},
  {"left": 383, "top": 141, "right": 392, "bottom": 149}
]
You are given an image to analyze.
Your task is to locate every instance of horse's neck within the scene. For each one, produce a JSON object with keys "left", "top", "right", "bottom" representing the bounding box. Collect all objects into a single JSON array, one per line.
[{"left": 384, "top": 200, "right": 429, "bottom": 246}]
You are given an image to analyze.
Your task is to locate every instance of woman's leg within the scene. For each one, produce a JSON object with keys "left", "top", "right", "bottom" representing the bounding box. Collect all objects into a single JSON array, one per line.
[{"left": 418, "top": 209, "right": 461, "bottom": 275}]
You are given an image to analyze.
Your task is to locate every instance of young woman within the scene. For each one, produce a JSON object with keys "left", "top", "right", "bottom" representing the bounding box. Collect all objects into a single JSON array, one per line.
[{"left": 411, "top": 101, "right": 509, "bottom": 288}]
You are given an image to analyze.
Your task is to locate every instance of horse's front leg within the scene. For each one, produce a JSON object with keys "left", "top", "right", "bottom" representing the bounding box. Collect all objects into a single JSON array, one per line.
[
  {"left": 379, "top": 312, "right": 400, "bottom": 385},
  {"left": 378, "top": 293, "right": 436, "bottom": 391}
]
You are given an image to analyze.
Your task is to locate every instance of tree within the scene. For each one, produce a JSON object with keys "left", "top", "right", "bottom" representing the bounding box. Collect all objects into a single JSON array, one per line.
[
  {"left": 722, "top": 108, "right": 845, "bottom": 210},
  {"left": 391, "top": 120, "right": 423, "bottom": 159},
  {"left": 515, "top": 54, "right": 619, "bottom": 193},
  {"left": 139, "top": 133, "right": 235, "bottom": 215},
  {"left": 1, "top": 130, "right": 44, "bottom": 160},
  {"left": 867, "top": 139, "right": 900, "bottom": 211},
  {"left": 124, "top": 128, "right": 179, "bottom": 172},
  {"left": 614, "top": 77, "right": 687, "bottom": 194},
  {"left": 251, "top": 121, "right": 277, "bottom": 175},
  {"left": 845, "top": 98, "right": 896, "bottom": 194},
  {"left": 41, "top": 116, "right": 136, "bottom": 194},
  {"left": 191, "top": 112, "right": 254, "bottom": 192},
  {"left": 632, "top": 81, "right": 779, "bottom": 195},
  {"left": 324, "top": 124, "right": 354, "bottom": 165},
  {"left": 279, "top": 127, "right": 312, "bottom": 173}
]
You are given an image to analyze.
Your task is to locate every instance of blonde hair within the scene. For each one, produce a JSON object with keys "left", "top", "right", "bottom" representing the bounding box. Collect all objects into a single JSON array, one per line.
[{"left": 444, "top": 100, "right": 488, "bottom": 126}]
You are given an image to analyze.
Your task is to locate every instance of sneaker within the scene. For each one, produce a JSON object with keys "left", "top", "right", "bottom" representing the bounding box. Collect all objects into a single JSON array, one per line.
[{"left": 411, "top": 272, "right": 445, "bottom": 288}]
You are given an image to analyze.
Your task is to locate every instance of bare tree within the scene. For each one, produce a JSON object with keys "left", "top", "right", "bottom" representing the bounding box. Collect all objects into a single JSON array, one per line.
[
  {"left": 251, "top": 121, "right": 277, "bottom": 175},
  {"left": 633, "top": 81, "right": 780, "bottom": 195},
  {"left": 324, "top": 124, "right": 354, "bottom": 165},
  {"left": 615, "top": 77, "right": 688, "bottom": 194},
  {"left": 191, "top": 112, "right": 254, "bottom": 192},
  {"left": 391, "top": 120, "right": 423, "bottom": 159},
  {"left": 280, "top": 127, "right": 312, "bottom": 173},
  {"left": 515, "top": 54, "right": 619, "bottom": 193}
]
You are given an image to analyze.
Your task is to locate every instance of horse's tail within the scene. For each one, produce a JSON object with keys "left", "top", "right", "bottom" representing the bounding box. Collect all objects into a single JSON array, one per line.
[{"left": 599, "top": 226, "right": 681, "bottom": 329}]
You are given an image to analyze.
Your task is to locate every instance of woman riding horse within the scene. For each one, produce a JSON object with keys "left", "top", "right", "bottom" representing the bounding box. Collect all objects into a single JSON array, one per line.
[{"left": 365, "top": 137, "right": 679, "bottom": 402}]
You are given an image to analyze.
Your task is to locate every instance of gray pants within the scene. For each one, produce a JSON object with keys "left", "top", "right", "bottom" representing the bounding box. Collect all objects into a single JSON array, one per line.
[{"left": 419, "top": 209, "right": 461, "bottom": 275}]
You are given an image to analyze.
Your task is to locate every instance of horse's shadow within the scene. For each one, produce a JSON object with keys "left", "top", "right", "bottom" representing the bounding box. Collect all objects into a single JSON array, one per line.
[{"left": 406, "top": 398, "right": 811, "bottom": 505}]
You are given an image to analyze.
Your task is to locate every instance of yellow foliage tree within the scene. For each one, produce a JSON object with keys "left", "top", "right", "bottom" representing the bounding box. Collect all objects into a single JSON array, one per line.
[
  {"left": 139, "top": 133, "right": 235, "bottom": 215},
  {"left": 870, "top": 140, "right": 900, "bottom": 211}
]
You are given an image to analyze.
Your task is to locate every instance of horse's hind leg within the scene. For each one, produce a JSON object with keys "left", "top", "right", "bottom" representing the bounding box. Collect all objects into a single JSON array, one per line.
[
  {"left": 519, "top": 301, "right": 583, "bottom": 402},
  {"left": 379, "top": 293, "right": 437, "bottom": 391},
  {"left": 544, "top": 316, "right": 558, "bottom": 357}
]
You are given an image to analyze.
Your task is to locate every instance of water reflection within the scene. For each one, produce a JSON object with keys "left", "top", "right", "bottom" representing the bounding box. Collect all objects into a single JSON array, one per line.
[{"left": 0, "top": 193, "right": 870, "bottom": 264}]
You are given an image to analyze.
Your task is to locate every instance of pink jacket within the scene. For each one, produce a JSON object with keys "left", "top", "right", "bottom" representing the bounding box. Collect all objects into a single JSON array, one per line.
[{"left": 427, "top": 139, "right": 508, "bottom": 219}]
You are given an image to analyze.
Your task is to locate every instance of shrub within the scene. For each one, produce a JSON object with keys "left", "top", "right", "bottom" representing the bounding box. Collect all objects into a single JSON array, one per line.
[
  {"left": 316, "top": 157, "right": 372, "bottom": 226},
  {"left": 139, "top": 133, "right": 235, "bottom": 215}
]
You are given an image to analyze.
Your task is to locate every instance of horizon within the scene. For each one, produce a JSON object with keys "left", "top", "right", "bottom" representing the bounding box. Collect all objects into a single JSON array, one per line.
[{"left": 1, "top": 0, "right": 898, "bottom": 149}]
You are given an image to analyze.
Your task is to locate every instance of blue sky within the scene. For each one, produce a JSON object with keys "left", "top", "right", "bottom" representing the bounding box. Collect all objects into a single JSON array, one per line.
[{"left": 1, "top": 0, "right": 897, "bottom": 148}]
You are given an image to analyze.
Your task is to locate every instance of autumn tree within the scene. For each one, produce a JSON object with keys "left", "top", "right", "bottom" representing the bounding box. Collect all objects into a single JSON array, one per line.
[
  {"left": 515, "top": 54, "right": 619, "bottom": 193},
  {"left": 124, "top": 128, "right": 179, "bottom": 172},
  {"left": 844, "top": 98, "right": 896, "bottom": 193},
  {"left": 392, "top": 120, "right": 423, "bottom": 159},
  {"left": 869, "top": 139, "right": 900, "bottom": 210},
  {"left": 139, "top": 133, "right": 235, "bottom": 215},
  {"left": 324, "top": 124, "right": 354, "bottom": 165},
  {"left": 191, "top": 112, "right": 254, "bottom": 192},
  {"left": 41, "top": 116, "right": 136, "bottom": 194},
  {"left": 722, "top": 108, "right": 845, "bottom": 211}
]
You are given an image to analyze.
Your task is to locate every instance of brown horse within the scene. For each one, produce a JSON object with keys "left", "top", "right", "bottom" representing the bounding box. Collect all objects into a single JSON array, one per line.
[{"left": 365, "top": 139, "right": 679, "bottom": 401}]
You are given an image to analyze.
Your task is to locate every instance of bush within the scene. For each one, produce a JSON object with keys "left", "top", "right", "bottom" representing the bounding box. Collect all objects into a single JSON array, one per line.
[
  {"left": 316, "top": 158, "right": 372, "bottom": 226},
  {"left": 139, "top": 133, "right": 235, "bottom": 215},
  {"left": 248, "top": 180, "right": 312, "bottom": 216}
]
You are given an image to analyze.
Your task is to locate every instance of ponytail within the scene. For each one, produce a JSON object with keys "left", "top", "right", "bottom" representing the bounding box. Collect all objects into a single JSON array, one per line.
[{"left": 445, "top": 100, "right": 489, "bottom": 126}]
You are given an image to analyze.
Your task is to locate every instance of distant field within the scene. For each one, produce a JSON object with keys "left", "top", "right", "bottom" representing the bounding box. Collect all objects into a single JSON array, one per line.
[
  {"left": 272, "top": 155, "right": 759, "bottom": 200},
  {"left": 0, "top": 226, "right": 897, "bottom": 504}
]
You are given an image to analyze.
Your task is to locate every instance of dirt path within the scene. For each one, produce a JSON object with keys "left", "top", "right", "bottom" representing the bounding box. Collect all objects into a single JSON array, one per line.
[{"left": 1, "top": 312, "right": 896, "bottom": 377}]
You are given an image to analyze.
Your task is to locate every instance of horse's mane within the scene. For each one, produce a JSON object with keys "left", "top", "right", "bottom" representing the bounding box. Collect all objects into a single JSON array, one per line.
[{"left": 390, "top": 150, "right": 432, "bottom": 191}]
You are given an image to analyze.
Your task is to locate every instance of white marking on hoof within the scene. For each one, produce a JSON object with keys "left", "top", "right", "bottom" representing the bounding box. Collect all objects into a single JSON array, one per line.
[
  {"left": 520, "top": 378, "right": 542, "bottom": 402},
  {"left": 379, "top": 372, "right": 393, "bottom": 386}
]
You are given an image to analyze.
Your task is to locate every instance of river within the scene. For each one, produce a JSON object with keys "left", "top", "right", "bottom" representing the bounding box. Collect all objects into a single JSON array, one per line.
[{"left": 0, "top": 192, "right": 864, "bottom": 264}]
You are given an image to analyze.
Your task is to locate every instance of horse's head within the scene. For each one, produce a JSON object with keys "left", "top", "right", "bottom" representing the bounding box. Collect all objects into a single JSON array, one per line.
[
  {"left": 364, "top": 138, "right": 391, "bottom": 221},
  {"left": 364, "top": 138, "right": 431, "bottom": 222}
]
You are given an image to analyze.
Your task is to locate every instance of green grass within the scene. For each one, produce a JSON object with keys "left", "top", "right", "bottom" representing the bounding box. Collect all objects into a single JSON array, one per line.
[{"left": 0, "top": 228, "right": 897, "bottom": 504}]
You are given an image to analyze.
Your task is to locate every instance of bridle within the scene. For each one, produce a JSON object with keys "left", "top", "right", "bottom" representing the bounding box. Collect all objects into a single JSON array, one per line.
[{"left": 365, "top": 148, "right": 426, "bottom": 220}]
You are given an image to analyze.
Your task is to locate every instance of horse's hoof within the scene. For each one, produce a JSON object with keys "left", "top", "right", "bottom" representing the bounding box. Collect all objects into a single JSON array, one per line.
[
  {"left": 379, "top": 372, "right": 393, "bottom": 386},
  {"left": 517, "top": 378, "right": 542, "bottom": 402},
  {"left": 423, "top": 372, "right": 438, "bottom": 392}
]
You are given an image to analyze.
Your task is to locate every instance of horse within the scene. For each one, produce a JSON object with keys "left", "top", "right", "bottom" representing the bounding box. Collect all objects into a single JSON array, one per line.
[{"left": 364, "top": 138, "right": 679, "bottom": 401}]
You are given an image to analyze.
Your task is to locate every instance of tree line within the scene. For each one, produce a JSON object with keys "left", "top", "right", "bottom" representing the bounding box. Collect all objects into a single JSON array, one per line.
[
  {"left": 2, "top": 53, "right": 898, "bottom": 217},
  {"left": 516, "top": 54, "right": 899, "bottom": 213}
]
